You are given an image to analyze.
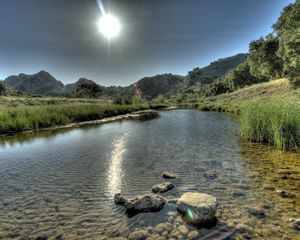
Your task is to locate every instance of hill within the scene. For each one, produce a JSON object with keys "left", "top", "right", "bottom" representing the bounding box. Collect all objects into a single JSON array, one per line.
[
  {"left": 4, "top": 71, "right": 64, "bottom": 96},
  {"left": 198, "top": 78, "right": 293, "bottom": 113},
  {"left": 64, "top": 78, "right": 104, "bottom": 98},
  {"left": 0, "top": 81, "right": 27, "bottom": 96},
  {"left": 3, "top": 53, "right": 247, "bottom": 99}
]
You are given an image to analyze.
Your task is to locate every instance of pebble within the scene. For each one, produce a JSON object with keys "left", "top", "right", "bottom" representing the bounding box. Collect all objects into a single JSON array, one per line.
[
  {"left": 178, "top": 225, "right": 189, "bottom": 235},
  {"left": 188, "top": 231, "right": 199, "bottom": 239}
]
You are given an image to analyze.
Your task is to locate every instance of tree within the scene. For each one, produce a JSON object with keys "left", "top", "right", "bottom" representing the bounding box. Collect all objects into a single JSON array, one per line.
[
  {"left": 132, "top": 94, "right": 142, "bottom": 105},
  {"left": 273, "top": 1, "right": 300, "bottom": 86},
  {"left": 248, "top": 35, "right": 283, "bottom": 80},
  {"left": 205, "top": 61, "right": 265, "bottom": 96}
]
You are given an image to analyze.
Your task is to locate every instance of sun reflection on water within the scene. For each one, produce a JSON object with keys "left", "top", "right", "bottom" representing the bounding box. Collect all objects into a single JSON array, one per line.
[{"left": 106, "top": 133, "right": 128, "bottom": 197}]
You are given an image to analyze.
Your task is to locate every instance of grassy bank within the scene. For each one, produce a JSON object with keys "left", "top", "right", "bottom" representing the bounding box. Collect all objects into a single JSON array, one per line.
[
  {"left": 240, "top": 99, "right": 300, "bottom": 151},
  {"left": 0, "top": 104, "right": 153, "bottom": 135},
  {"left": 196, "top": 78, "right": 300, "bottom": 151}
]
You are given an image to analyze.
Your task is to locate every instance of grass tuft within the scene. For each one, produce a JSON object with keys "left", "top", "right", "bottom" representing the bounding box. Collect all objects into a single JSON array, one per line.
[
  {"left": 0, "top": 104, "right": 153, "bottom": 134},
  {"left": 240, "top": 98, "right": 300, "bottom": 151}
]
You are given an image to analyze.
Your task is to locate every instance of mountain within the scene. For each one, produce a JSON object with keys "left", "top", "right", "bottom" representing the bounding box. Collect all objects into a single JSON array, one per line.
[
  {"left": 4, "top": 71, "right": 64, "bottom": 96},
  {"left": 186, "top": 53, "right": 248, "bottom": 86},
  {"left": 122, "top": 74, "right": 184, "bottom": 100},
  {"left": 0, "top": 81, "right": 26, "bottom": 96},
  {"left": 3, "top": 53, "right": 248, "bottom": 99},
  {"left": 64, "top": 78, "right": 104, "bottom": 98}
]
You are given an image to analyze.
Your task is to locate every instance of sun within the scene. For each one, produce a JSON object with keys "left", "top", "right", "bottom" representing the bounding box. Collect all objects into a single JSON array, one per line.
[{"left": 98, "top": 14, "right": 121, "bottom": 39}]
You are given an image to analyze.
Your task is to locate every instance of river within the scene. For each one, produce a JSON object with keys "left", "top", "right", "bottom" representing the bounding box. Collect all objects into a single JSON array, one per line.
[{"left": 0, "top": 110, "right": 299, "bottom": 239}]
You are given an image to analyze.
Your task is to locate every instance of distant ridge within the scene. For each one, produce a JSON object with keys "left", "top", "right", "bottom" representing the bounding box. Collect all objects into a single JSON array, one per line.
[
  {"left": 4, "top": 53, "right": 247, "bottom": 99},
  {"left": 4, "top": 71, "right": 64, "bottom": 96}
]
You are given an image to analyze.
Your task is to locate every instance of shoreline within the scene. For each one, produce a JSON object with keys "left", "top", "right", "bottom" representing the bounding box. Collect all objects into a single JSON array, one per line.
[{"left": 0, "top": 109, "right": 159, "bottom": 138}]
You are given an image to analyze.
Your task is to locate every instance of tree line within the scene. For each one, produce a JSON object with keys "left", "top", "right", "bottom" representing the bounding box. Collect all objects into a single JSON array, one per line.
[{"left": 206, "top": 0, "right": 300, "bottom": 96}]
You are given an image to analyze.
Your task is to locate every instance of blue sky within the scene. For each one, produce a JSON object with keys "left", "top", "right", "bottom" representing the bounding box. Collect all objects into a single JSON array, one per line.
[{"left": 0, "top": 0, "right": 295, "bottom": 85}]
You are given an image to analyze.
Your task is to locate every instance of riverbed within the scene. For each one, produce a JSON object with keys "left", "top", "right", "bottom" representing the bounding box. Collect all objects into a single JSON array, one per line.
[{"left": 0, "top": 110, "right": 299, "bottom": 239}]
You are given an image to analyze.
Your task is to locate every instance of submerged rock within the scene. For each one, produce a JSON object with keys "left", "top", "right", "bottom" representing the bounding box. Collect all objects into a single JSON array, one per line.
[
  {"left": 247, "top": 208, "right": 266, "bottom": 219},
  {"left": 152, "top": 182, "right": 175, "bottom": 193},
  {"left": 128, "top": 230, "right": 149, "bottom": 240},
  {"left": 162, "top": 171, "right": 178, "bottom": 179},
  {"left": 177, "top": 192, "right": 218, "bottom": 226},
  {"left": 188, "top": 231, "right": 199, "bottom": 239},
  {"left": 124, "top": 193, "right": 166, "bottom": 213},
  {"left": 293, "top": 219, "right": 300, "bottom": 231},
  {"left": 178, "top": 225, "right": 189, "bottom": 235},
  {"left": 114, "top": 193, "right": 127, "bottom": 205},
  {"left": 276, "top": 190, "right": 295, "bottom": 198},
  {"left": 132, "top": 110, "right": 159, "bottom": 121}
]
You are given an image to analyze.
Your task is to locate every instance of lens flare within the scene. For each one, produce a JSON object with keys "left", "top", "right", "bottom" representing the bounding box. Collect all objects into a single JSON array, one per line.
[
  {"left": 98, "top": 14, "right": 121, "bottom": 39},
  {"left": 187, "top": 208, "right": 194, "bottom": 219}
]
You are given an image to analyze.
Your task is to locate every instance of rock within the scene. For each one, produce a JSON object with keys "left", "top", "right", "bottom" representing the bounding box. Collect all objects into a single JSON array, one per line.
[
  {"left": 154, "top": 223, "right": 174, "bottom": 233},
  {"left": 188, "top": 231, "right": 199, "bottom": 239},
  {"left": 170, "top": 230, "right": 181, "bottom": 238},
  {"left": 204, "top": 171, "right": 217, "bottom": 180},
  {"left": 162, "top": 171, "right": 177, "bottom": 179},
  {"left": 146, "top": 236, "right": 165, "bottom": 240},
  {"left": 128, "top": 230, "right": 149, "bottom": 240},
  {"left": 236, "top": 223, "right": 250, "bottom": 233},
  {"left": 114, "top": 193, "right": 127, "bottom": 205},
  {"left": 124, "top": 193, "right": 166, "bottom": 213},
  {"left": 168, "top": 216, "right": 175, "bottom": 223},
  {"left": 111, "top": 238, "right": 128, "bottom": 240},
  {"left": 152, "top": 182, "right": 175, "bottom": 193},
  {"left": 276, "top": 190, "right": 295, "bottom": 198},
  {"left": 55, "top": 235, "right": 64, "bottom": 240},
  {"left": 136, "top": 111, "right": 159, "bottom": 121},
  {"left": 248, "top": 208, "right": 265, "bottom": 219},
  {"left": 293, "top": 219, "right": 300, "bottom": 231},
  {"left": 167, "top": 198, "right": 178, "bottom": 204},
  {"left": 177, "top": 192, "right": 217, "bottom": 225},
  {"left": 178, "top": 225, "right": 189, "bottom": 235},
  {"left": 168, "top": 211, "right": 177, "bottom": 217},
  {"left": 36, "top": 235, "right": 48, "bottom": 240},
  {"left": 282, "top": 235, "right": 292, "bottom": 240}
]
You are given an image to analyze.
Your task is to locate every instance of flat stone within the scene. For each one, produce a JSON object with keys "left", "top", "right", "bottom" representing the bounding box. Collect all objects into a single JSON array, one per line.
[
  {"left": 162, "top": 171, "right": 177, "bottom": 179},
  {"left": 177, "top": 192, "right": 217, "bottom": 225},
  {"left": 124, "top": 193, "right": 166, "bottom": 213},
  {"left": 152, "top": 182, "right": 175, "bottom": 193},
  {"left": 128, "top": 230, "right": 149, "bottom": 240}
]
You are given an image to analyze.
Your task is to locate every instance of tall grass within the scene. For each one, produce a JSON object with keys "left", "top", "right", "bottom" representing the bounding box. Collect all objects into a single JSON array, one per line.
[
  {"left": 0, "top": 104, "right": 149, "bottom": 134},
  {"left": 240, "top": 98, "right": 300, "bottom": 151}
]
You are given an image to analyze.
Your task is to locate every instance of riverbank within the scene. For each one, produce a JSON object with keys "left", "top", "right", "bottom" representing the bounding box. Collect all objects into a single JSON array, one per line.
[
  {"left": 0, "top": 103, "right": 164, "bottom": 136},
  {"left": 196, "top": 78, "right": 300, "bottom": 152}
]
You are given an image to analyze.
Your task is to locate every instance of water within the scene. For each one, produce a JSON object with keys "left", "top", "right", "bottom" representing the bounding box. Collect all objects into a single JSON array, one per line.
[{"left": 0, "top": 110, "right": 299, "bottom": 239}]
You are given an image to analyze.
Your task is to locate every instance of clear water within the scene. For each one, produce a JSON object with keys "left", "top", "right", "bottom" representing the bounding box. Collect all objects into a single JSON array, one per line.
[{"left": 0, "top": 110, "right": 299, "bottom": 239}]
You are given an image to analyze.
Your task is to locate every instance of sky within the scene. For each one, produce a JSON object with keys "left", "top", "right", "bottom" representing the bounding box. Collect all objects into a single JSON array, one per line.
[{"left": 0, "top": 0, "right": 295, "bottom": 86}]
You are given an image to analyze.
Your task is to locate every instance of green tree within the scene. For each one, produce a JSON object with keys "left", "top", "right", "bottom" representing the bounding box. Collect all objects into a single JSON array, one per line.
[
  {"left": 132, "top": 94, "right": 142, "bottom": 105},
  {"left": 248, "top": 35, "right": 283, "bottom": 80},
  {"left": 205, "top": 61, "right": 264, "bottom": 96},
  {"left": 273, "top": 1, "right": 300, "bottom": 86}
]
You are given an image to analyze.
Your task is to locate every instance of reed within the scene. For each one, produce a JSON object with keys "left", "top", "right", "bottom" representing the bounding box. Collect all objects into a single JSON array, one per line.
[
  {"left": 240, "top": 98, "right": 300, "bottom": 151},
  {"left": 0, "top": 104, "right": 149, "bottom": 134}
]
